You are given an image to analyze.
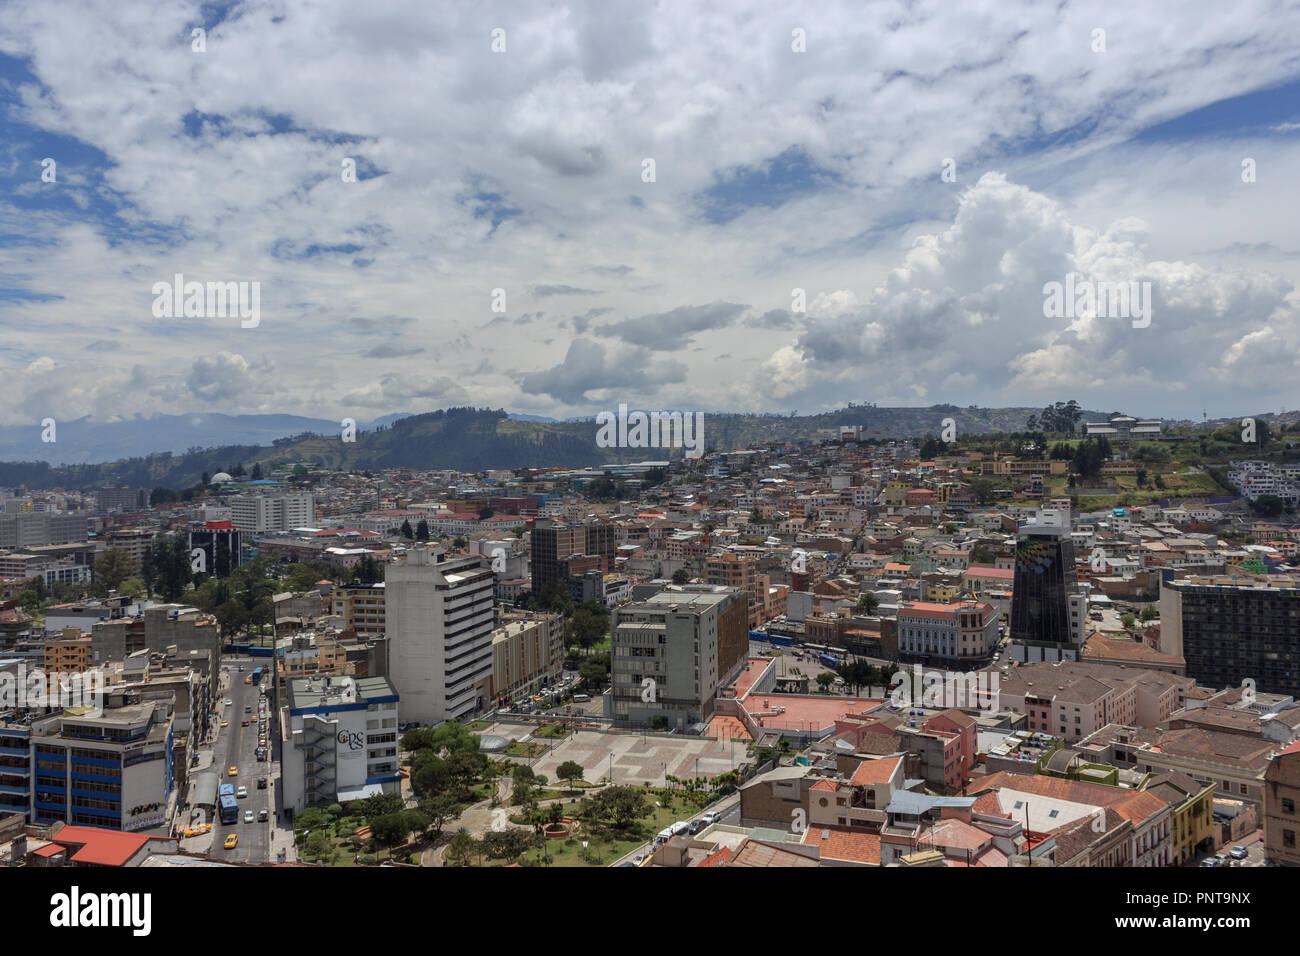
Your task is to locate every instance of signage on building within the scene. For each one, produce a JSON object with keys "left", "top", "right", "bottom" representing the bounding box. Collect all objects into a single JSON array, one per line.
[{"left": 336, "top": 728, "right": 366, "bottom": 759}]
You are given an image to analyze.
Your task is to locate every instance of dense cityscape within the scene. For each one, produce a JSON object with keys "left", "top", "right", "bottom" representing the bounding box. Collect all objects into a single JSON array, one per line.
[
  {"left": 3, "top": 0, "right": 1297, "bottom": 937},
  {"left": 1, "top": 404, "right": 1298, "bottom": 877}
]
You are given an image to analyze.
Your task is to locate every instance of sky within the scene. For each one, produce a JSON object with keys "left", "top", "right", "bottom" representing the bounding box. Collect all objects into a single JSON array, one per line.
[{"left": 1, "top": 0, "right": 1299, "bottom": 430}]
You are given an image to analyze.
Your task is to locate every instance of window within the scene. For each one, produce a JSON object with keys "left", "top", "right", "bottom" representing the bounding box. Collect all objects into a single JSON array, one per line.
[
  {"left": 1284, "top": 830, "right": 1295, "bottom": 848},
  {"left": 1283, "top": 798, "right": 1295, "bottom": 814}
]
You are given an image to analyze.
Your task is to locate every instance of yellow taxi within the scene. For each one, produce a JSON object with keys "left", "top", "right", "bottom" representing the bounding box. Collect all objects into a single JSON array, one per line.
[
  {"left": 244, "top": 677, "right": 252, "bottom": 685},
  {"left": 224, "top": 834, "right": 238, "bottom": 850},
  {"left": 228, "top": 765, "right": 238, "bottom": 776},
  {"left": 220, "top": 720, "right": 228, "bottom": 727}
]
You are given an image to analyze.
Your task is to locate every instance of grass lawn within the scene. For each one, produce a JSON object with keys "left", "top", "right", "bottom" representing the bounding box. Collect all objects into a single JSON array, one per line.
[
  {"left": 533, "top": 723, "right": 570, "bottom": 739},
  {"left": 506, "top": 741, "right": 547, "bottom": 757},
  {"left": 466, "top": 720, "right": 492, "bottom": 732}
]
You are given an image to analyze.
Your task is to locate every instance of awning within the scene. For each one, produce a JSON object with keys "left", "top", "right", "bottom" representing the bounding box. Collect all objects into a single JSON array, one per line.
[{"left": 336, "top": 783, "right": 386, "bottom": 801}]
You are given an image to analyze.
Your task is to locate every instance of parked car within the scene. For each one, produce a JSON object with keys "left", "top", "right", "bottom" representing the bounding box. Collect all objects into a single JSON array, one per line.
[
  {"left": 700, "top": 811, "right": 722, "bottom": 825},
  {"left": 1230, "top": 845, "right": 1248, "bottom": 860},
  {"left": 257, "top": 777, "right": 268, "bottom": 789}
]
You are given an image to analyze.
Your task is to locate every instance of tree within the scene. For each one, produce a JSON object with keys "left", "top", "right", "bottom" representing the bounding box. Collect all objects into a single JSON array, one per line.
[
  {"left": 369, "top": 812, "right": 412, "bottom": 847},
  {"left": 446, "top": 829, "right": 477, "bottom": 866},
  {"left": 585, "top": 785, "right": 649, "bottom": 829},
  {"left": 1139, "top": 605, "right": 1158, "bottom": 623},
  {"left": 671, "top": 568, "right": 691, "bottom": 585},
  {"left": 415, "top": 519, "right": 430, "bottom": 541},
  {"left": 478, "top": 507, "right": 494, "bottom": 519},
  {"left": 556, "top": 760, "right": 585, "bottom": 789},
  {"left": 93, "top": 548, "right": 135, "bottom": 595},
  {"left": 400, "top": 520, "right": 414, "bottom": 540},
  {"left": 418, "top": 795, "right": 459, "bottom": 837},
  {"left": 856, "top": 592, "right": 880, "bottom": 615}
]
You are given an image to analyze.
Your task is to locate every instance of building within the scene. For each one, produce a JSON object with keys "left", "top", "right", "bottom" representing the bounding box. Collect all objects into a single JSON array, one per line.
[
  {"left": 896, "top": 600, "right": 998, "bottom": 669},
  {"left": 1159, "top": 575, "right": 1300, "bottom": 697},
  {"left": 530, "top": 519, "right": 614, "bottom": 594},
  {"left": 1085, "top": 416, "right": 1163, "bottom": 442},
  {"left": 384, "top": 546, "right": 495, "bottom": 725},
  {"left": 229, "top": 493, "right": 316, "bottom": 533},
  {"left": 29, "top": 695, "right": 176, "bottom": 832},
  {"left": 280, "top": 675, "right": 400, "bottom": 812},
  {"left": 1008, "top": 525, "right": 1083, "bottom": 663},
  {"left": 187, "top": 521, "right": 242, "bottom": 577},
  {"left": 610, "top": 584, "right": 748, "bottom": 729},
  {"left": 0, "top": 513, "right": 88, "bottom": 549},
  {"left": 95, "top": 487, "right": 149, "bottom": 513},
  {"left": 102, "top": 528, "right": 155, "bottom": 573},
  {"left": 331, "top": 583, "right": 386, "bottom": 638},
  {"left": 1264, "top": 739, "right": 1300, "bottom": 866},
  {"left": 490, "top": 611, "right": 564, "bottom": 705}
]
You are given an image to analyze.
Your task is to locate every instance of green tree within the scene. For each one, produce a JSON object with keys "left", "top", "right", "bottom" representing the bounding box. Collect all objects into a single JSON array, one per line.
[
  {"left": 415, "top": 519, "right": 430, "bottom": 541},
  {"left": 93, "top": 547, "right": 135, "bottom": 594},
  {"left": 400, "top": 520, "right": 414, "bottom": 540},
  {"left": 856, "top": 592, "right": 880, "bottom": 615},
  {"left": 556, "top": 760, "right": 585, "bottom": 789}
]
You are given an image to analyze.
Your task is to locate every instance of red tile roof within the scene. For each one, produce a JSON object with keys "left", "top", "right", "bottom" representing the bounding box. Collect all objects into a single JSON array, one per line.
[
  {"left": 849, "top": 755, "right": 903, "bottom": 786},
  {"left": 48, "top": 826, "right": 175, "bottom": 867}
]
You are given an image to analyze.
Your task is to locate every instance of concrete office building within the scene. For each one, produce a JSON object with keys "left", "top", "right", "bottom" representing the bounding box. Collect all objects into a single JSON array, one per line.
[
  {"left": 280, "top": 675, "right": 400, "bottom": 812},
  {"left": 0, "top": 513, "right": 88, "bottom": 549},
  {"left": 610, "top": 584, "right": 749, "bottom": 729},
  {"left": 384, "top": 546, "right": 495, "bottom": 725},
  {"left": 1159, "top": 575, "right": 1300, "bottom": 697},
  {"left": 229, "top": 493, "right": 315, "bottom": 533},
  {"left": 29, "top": 694, "right": 176, "bottom": 832}
]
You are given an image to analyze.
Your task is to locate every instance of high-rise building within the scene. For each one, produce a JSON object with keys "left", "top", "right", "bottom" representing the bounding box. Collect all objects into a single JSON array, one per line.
[
  {"left": 610, "top": 584, "right": 748, "bottom": 729},
  {"left": 384, "top": 546, "right": 495, "bottom": 725},
  {"left": 229, "top": 493, "right": 315, "bottom": 533},
  {"left": 95, "top": 487, "right": 148, "bottom": 513},
  {"left": 188, "top": 521, "right": 242, "bottom": 577},
  {"left": 1159, "top": 575, "right": 1300, "bottom": 696},
  {"left": 0, "top": 513, "right": 88, "bottom": 549},
  {"left": 1008, "top": 525, "right": 1082, "bottom": 663},
  {"left": 530, "top": 518, "right": 615, "bottom": 594}
]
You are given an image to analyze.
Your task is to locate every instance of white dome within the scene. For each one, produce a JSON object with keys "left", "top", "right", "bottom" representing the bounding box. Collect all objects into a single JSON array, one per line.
[{"left": 211, "top": 472, "right": 234, "bottom": 483}]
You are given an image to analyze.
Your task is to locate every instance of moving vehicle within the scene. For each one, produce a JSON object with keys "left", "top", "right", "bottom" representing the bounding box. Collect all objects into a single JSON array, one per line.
[
  {"left": 224, "top": 699, "right": 233, "bottom": 706},
  {"left": 573, "top": 693, "right": 590, "bottom": 703},
  {"left": 184, "top": 823, "right": 212, "bottom": 838},
  {"left": 224, "top": 834, "right": 238, "bottom": 849},
  {"left": 1229, "top": 845, "right": 1248, "bottom": 860},
  {"left": 257, "top": 777, "right": 267, "bottom": 789},
  {"left": 258, "top": 809, "right": 268, "bottom": 822},
  {"left": 228, "top": 765, "right": 238, "bottom": 776},
  {"left": 243, "top": 810, "right": 254, "bottom": 824},
  {"left": 700, "top": 811, "right": 722, "bottom": 825},
  {"left": 218, "top": 784, "right": 238, "bottom": 825},
  {"left": 238, "top": 665, "right": 244, "bottom": 672},
  {"left": 250, "top": 666, "right": 265, "bottom": 684},
  {"left": 236, "top": 786, "right": 248, "bottom": 798},
  {"left": 244, "top": 677, "right": 252, "bottom": 685},
  {"left": 220, "top": 720, "right": 228, "bottom": 728}
]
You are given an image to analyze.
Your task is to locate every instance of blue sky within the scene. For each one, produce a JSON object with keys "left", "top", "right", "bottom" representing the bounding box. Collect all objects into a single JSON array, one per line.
[{"left": 1, "top": 0, "right": 1299, "bottom": 429}]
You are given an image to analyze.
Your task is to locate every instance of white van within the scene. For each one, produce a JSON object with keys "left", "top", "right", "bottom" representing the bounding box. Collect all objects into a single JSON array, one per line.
[{"left": 573, "top": 693, "right": 590, "bottom": 703}]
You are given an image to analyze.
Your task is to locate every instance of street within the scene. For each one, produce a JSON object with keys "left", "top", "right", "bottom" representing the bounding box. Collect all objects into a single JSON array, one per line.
[{"left": 211, "top": 658, "right": 277, "bottom": 863}]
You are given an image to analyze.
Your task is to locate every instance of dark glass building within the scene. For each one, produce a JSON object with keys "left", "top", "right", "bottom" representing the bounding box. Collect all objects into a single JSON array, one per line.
[{"left": 1009, "top": 526, "right": 1078, "bottom": 658}]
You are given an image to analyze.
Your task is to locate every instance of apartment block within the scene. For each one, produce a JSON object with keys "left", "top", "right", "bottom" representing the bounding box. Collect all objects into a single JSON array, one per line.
[
  {"left": 610, "top": 584, "right": 748, "bottom": 728},
  {"left": 1159, "top": 575, "right": 1300, "bottom": 697},
  {"left": 384, "top": 546, "right": 495, "bottom": 725},
  {"left": 490, "top": 611, "right": 564, "bottom": 704},
  {"left": 229, "top": 493, "right": 316, "bottom": 533},
  {"left": 1264, "top": 739, "right": 1300, "bottom": 866}
]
